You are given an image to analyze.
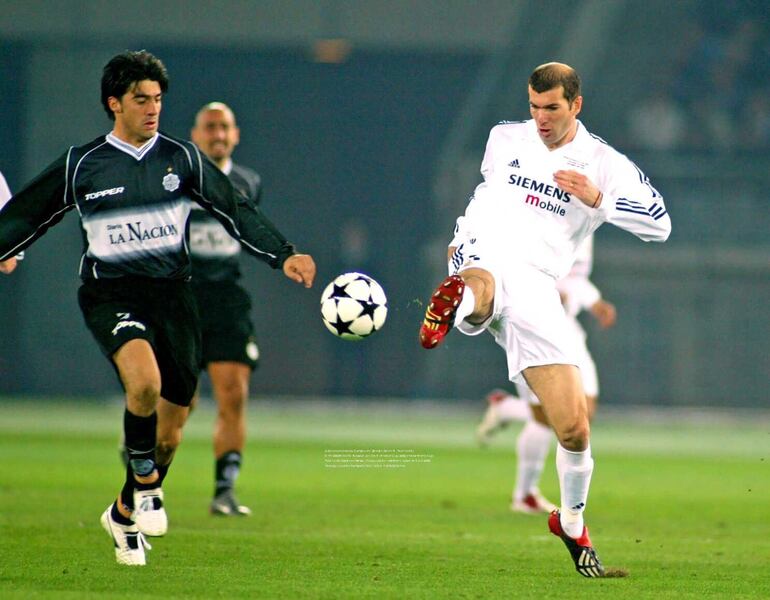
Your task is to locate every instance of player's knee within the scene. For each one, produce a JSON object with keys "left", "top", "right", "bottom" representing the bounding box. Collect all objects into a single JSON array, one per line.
[
  {"left": 469, "top": 269, "right": 494, "bottom": 297},
  {"left": 556, "top": 419, "right": 590, "bottom": 451},
  {"left": 217, "top": 394, "right": 246, "bottom": 423},
  {"left": 126, "top": 379, "right": 161, "bottom": 414},
  {"left": 215, "top": 379, "right": 248, "bottom": 412},
  {"left": 462, "top": 268, "right": 495, "bottom": 321}
]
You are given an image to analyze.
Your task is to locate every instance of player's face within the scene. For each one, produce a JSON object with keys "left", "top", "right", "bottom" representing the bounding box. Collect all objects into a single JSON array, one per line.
[
  {"left": 528, "top": 85, "right": 582, "bottom": 150},
  {"left": 109, "top": 80, "right": 162, "bottom": 146},
  {"left": 191, "top": 109, "right": 240, "bottom": 162}
]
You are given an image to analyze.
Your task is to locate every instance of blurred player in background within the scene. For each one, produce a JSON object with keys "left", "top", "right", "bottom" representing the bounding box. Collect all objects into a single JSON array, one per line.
[
  {"left": 0, "top": 50, "right": 316, "bottom": 566},
  {"left": 475, "top": 235, "right": 617, "bottom": 515},
  {"left": 0, "top": 171, "right": 21, "bottom": 274},
  {"left": 189, "top": 102, "right": 262, "bottom": 517},
  {"left": 419, "top": 62, "right": 670, "bottom": 577}
]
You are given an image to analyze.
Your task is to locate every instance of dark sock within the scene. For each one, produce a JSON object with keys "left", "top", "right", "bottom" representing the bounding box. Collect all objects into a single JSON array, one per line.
[
  {"left": 156, "top": 463, "right": 170, "bottom": 485},
  {"left": 215, "top": 451, "right": 242, "bottom": 497},
  {"left": 111, "top": 500, "right": 133, "bottom": 526},
  {"left": 123, "top": 409, "right": 157, "bottom": 477},
  {"left": 120, "top": 464, "right": 135, "bottom": 510}
]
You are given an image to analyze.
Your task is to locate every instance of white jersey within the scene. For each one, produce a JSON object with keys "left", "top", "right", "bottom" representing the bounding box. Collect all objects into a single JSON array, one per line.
[
  {"left": 0, "top": 171, "right": 23, "bottom": 261},
  {"left": 0, "top": 171, "right": 10, "bottom": 208},
  {"left": 452, "top": 119, "right": 670, "bottom": 280},
  {"left": 556, "top": 235, "right": 600, "bottom": 319}
]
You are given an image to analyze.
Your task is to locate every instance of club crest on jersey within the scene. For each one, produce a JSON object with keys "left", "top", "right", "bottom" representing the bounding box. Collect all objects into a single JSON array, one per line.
[
  {"left": 564, "top": 156, "right": 587, "bottom": 169},
  {"left": 162, "top": 172, "right": 180, "bottom": 192}
]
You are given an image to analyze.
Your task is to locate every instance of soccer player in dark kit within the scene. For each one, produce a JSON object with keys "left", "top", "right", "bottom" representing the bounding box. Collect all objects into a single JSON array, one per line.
[
  {"left": 0, "top": 50, "right": 316, "bottom": 566},
  {"left": 188, "top": 102, "right": 265, "bottom": 517}
]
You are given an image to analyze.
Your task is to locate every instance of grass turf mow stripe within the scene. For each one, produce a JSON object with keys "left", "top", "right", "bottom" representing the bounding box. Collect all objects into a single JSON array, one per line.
[{"left": 0, "top": 398, "right": 768, "bottom": 598}]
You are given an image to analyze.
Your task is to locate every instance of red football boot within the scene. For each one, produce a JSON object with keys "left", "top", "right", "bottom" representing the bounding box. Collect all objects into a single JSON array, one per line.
[
  {"left": 419, "top": 275, "right": 465, "bottom": 349},
  {"left": 548, "top": 510, "right": 606, "bottom": 577}
]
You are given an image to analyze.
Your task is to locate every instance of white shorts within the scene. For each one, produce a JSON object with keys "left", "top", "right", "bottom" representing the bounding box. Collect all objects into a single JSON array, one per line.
[
  {"left": 455, "top": 260, "right": 582, "bottom": 386},
  {"left": 515, "top": 315, "right": 599, "bottom": 404}
]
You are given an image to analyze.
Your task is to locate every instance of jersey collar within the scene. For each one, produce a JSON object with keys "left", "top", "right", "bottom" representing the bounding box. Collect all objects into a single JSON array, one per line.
[
  {"left": 220, "top": 158, "right": 233, "bottom": 175},
  {"left": 527, "top": 119, "right": 587, "bottom": 153},
  {"left": 106, "top": 132, "right": 159, "bottom": 161}
]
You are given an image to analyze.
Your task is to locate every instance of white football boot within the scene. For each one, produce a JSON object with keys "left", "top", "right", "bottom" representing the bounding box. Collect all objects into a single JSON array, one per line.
[
  {"left": 100, "top": 504, "right": 151, "bottom": 566},
  {"left": 133, "top": 488, "right": 168, "bottom": 536}
]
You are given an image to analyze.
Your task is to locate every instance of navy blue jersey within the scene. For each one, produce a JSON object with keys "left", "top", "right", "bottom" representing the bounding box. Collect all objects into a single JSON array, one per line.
[
  {"left": 0, "top": 132, "right": 294, "bottom": 279},
  {"left": 188, "top": 162, "right": 262, "bottom": 283}
]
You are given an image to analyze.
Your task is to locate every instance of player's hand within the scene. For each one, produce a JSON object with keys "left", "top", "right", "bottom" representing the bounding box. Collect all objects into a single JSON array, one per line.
[
  {"left": 553, "top": 169, "right": 602, "bottom": 209},
  {"left": 0, "top": 257, "right": 18, "bottom": 274},
  {"left": 283, "top": 254, "right": 316, "bottom": 288},
  {"left": 590, "top": 299, "right": 617, "bottom": 329}
]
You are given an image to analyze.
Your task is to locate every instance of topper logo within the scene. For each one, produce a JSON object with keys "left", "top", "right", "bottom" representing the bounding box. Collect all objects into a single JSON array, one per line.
[{"left": 85, "top": 187, "right": 125, "bottom": 201}]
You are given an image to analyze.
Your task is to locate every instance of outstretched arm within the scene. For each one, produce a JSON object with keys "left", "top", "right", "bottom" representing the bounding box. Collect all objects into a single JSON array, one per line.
[
  {"left": 0, "top": 152, "right": 73, "bottom": 265},
  {"left": 188, "top": 146, "right": 307, "bottom": 275}
]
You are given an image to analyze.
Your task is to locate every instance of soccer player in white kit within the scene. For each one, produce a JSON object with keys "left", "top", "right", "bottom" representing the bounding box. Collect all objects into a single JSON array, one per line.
[
  {"left": 419, "top": 62, "right": 671, "bottom": 577},
  {"left": 475, "top": 235, "right": 617, "bottom": 515}
]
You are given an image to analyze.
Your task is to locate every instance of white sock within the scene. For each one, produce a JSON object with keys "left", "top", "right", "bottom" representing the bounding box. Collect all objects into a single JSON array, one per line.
[
  {"left": 513, "top": 420, "right": 553, "bottom": 502},
  {"left": 453, "top": 286, "right": 475, "bottom": 325},
  {"left": 555, "top": 444, "right": 594, "bottom": 538},
  {"left": 496, "top": 397, "right": 532, "bottom": 423}
]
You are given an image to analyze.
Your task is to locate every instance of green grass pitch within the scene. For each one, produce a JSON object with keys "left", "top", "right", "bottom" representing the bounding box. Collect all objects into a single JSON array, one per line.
[{"left": 0, "top": 398, "right": 768, "bottom": 599}]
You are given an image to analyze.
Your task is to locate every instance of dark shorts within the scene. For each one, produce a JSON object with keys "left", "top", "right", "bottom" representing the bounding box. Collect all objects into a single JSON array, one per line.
[
  {"left": 192, "top": 280, "right": 259, "bottom": 370},
  {"left": 78, "top": 277, "right": 201, "bottom": 406}
]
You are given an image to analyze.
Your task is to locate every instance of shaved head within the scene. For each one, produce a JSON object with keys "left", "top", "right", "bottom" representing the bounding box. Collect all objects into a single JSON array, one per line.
[
  {"left": 194, "top": 101, "right": 236, "bottom": 127},
  {"left": 191, "top": 101, "right": 240, "bottom": 167}
]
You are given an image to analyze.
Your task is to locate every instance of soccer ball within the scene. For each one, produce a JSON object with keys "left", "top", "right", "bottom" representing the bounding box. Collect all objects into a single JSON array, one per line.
[{"left": 320, "top": 272, "right": 387, "bottom": 340}]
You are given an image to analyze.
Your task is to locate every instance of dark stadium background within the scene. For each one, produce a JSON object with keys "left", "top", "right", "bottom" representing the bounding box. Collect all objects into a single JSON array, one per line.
[{"left": 0, "top": 0, "right": 767, "bottom": 407}]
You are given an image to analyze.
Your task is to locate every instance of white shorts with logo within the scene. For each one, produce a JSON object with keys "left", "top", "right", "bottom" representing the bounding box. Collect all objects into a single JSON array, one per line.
[{"left": 454, "top": 258, "right": 584, "bottom": 388}]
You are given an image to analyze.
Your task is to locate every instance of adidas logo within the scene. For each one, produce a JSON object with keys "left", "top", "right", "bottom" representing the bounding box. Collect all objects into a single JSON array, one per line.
[{"left": 508, "top": 159, "right": 520, "bottom": 168}]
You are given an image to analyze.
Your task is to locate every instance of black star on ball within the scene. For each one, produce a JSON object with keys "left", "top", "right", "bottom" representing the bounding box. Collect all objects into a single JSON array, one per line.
[
  {"left": 358, "top": 300, "right": 378, "bottom": 321},
  {"left": 331, "top": 283, "right": 350, "bottom": 299},
  {"left": 330, "top": 315, "right": 355, "bottom": 336}
]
